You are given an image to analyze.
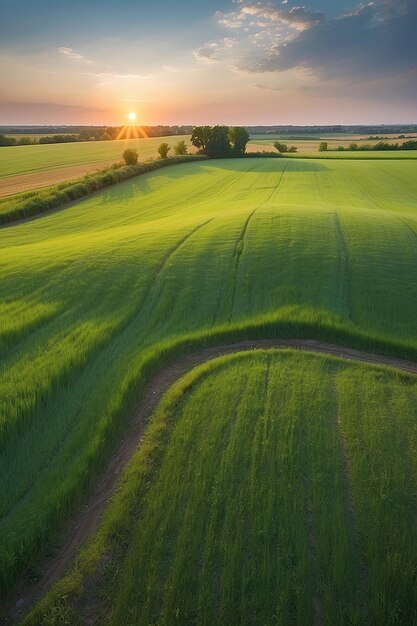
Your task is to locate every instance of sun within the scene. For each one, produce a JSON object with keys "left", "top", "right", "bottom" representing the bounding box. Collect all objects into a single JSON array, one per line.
[{"left": 128, "top": 111, "right": 137, "bottom": 123}]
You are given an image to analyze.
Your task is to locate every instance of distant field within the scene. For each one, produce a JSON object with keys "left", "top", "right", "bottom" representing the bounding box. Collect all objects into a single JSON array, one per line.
[
  {"left": 2, "top": 135, "right": 416, "bottom": 198},
  {"left": 96, "top": 350, "right": 417, "bottom": 625},
  {"left": 3, "top": 133, "right": 76, "bottom": 140},
  {"left": 249, "top": 133, "right": 417, "bottom": 154},
  {"left": 0, "top": 135, "right": 193, "bottom": 196},
  {"left": 287, "top": 150, "right": 417, "bottom": 159},
  {"left": 250, "top": 132, "right": 415, "bottom": 141},
  {"left": 1, "top": 157, "right": 417, "bottom": 623}
]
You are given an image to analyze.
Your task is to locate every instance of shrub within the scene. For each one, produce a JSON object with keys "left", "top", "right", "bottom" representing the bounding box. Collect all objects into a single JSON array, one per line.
[
  {"left": 402, "top": 140, "right": 417, "bottom": 150},
  {"left": 0, "top": 134, "right": 17, "bottom": 146},
  {"left": 158, "top": 143, "right": 171, "bottom": 159},
  {"left": 273, "top": 141, "right": 288, "bottom": 153},
  {"left": 319, "top": 142, "right": 328, "bottom": 152},
  {"left": 122, "top": 149, "right": 139, "bottom": 165},
  {"left": 18, "top": 137, "right": 33, "bottom": 146},
  {"left": 173, "top": 140, "right": 188, "bottom": 156}
]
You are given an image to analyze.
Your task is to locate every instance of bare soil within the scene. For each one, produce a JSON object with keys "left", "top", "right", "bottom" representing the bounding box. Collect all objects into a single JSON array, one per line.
[{"left": 0, "top": 162, "right": 112, "bottom": 198}]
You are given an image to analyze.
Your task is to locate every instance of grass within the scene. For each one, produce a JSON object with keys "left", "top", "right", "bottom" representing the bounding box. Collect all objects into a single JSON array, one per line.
[
  {"left": 0, "top": 156, "right": 417, "bottom": 606},
  {"left": 0, "top": 135, "right": 192, "bottom": 181},
  {"left": 24, "top": 350, "right": 417, "bottom": 625},
  {"left": 0, "top": 155, "right": 206, "bottom": 224}
]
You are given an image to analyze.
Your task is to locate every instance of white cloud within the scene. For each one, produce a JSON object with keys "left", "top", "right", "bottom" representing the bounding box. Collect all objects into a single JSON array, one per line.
[
  {"left": 193, "top": 38, "right": 238, "bottom": 63},
  {"left": 217, "top": 3, "right": 323, "bottom": 32},
  {"left": 58, "top": 46, "right": 91, "bottom": 63}
]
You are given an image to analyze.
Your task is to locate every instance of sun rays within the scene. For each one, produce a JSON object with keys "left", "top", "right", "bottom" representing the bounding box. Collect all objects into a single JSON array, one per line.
[{"left": 116, "top": 113, "right": 148, "bottom": 140}]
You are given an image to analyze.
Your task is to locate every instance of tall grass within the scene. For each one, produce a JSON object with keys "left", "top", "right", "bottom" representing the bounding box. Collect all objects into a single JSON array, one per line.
[
  {"left": 0, "top": 155, "right": 207, "bottom": 224},
  {"left": 0, "top": 157, "right": 416, "bottom": 601},
  {"left": 24, "top": 351, "right": 417, "bottom": 625}
]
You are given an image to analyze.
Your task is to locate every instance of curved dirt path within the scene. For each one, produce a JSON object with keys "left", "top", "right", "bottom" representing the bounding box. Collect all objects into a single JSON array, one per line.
[{"left": 4, "top": 338, "right": 417, "bottom": 624}]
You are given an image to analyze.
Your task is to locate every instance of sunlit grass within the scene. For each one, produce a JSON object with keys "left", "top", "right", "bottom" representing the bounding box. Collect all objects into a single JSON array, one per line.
[
  {"left": 1, "top": 157, "right": 417, "bottom": 600},
  {"left": 25, "top": 351, "right": 417, "bottom": 625}
]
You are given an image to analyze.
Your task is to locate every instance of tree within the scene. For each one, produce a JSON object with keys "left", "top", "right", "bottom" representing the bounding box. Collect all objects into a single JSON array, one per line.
[
  {"left": 349, "top": 143, "right": 359, "bottom": 151},
  {"left": 288, "top": 146, "right": 297, "bottom": 153},
  {"left": 78, "top": 130, "right": 91, "bottom": 142},
  {"left": 205, "top": 126, "right": 232, "bottom": 158},
  {"left": 173, "top": 140, "right": 188, "bottom": 155},
  {"left": 318, "top": 142, "right": 328, "bottom": 152},
  {"left": 18, "top": 137, "right": 33, "bottom": 145},
  {"left": 158, "top": 143, "right": 171, "bottom": 159},
  {"left": 228, "top": 127, "right": 250, "bottom": 156},
  {"left": 190, "top": 126, "right": 212, "bottom": 153},
  {"left": 273, "top": 141, "right": 288, "bottom": 154},
  {"left": 122, "top": 148, "right": 139, "bottom": 165},
  {"left": 190, "top": 126, "right": 232, "bottom": 158}
]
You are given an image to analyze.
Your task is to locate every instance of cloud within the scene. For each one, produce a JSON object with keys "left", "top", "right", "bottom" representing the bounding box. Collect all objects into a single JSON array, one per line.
[
  {"left": 194, "top": 38, "right": 238, "bottom": 63},
  {"left": 240, "top": 0, "right": 417, "bottom": 86},
  {"left": 251, "top": 83, "right": 282, "bottom": 91},
  {"left": 194, "top": 42, "right": 220, "bottom": 62},
  {"left": 58, "top": 46, "right": 91, "bottom": 63},
  {"left": 217, "top": 3, "right": 323, "bottom": 32},
  {"left": 240, "top": 4, "right": 324, "bottom": 30}
]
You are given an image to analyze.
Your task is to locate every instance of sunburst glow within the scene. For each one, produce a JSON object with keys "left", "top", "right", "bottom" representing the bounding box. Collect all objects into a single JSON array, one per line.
[{"left": 128, "top": 111, "right": 137, "bottom": 122}]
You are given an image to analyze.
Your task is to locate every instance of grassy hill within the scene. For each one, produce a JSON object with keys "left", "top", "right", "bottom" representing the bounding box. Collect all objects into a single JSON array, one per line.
[
  {"left": 98, "top": 350, "right": 417, "bottom": 626},
  {"left": 1, "top": 156, "right": 417, "bottom": 622}
]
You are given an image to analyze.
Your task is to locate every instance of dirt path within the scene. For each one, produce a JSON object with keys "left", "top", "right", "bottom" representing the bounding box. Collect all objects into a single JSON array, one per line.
[
  {"left": 4, "top": 338, "right": 417, "bottom": 624},
  {"left": 0, "top": 161, "right": 113, "bottom": 198}
]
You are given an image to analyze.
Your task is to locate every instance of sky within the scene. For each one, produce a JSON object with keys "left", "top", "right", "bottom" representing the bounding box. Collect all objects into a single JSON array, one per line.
[{"left": 0, "top": 0, "right": 416, "bottom": 126}]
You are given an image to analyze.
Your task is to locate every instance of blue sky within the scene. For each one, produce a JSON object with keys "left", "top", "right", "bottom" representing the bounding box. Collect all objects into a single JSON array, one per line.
[{"left": 0, "top": 0, "right": 416, "bottom": 125}]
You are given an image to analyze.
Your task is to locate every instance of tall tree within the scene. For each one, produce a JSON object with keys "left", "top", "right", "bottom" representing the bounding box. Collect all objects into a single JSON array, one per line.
[
  {"left": 228, "top": 127, "right": 250, "bottom": 156},
  {"left": 206, "top": 126, "right": 232, "bottom": 158},
  {"left": 190, "top": 126, "right": 213, "bottom": 153}
]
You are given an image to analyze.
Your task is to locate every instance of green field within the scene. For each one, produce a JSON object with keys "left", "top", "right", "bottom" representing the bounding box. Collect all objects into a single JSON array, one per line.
[
  {"left": 83, "top": 350, "right": 417, "bottom": 625},
  {"left": 1, "top": 135, "right": 415, "bottom": 182},
  {"left": 1, "top": 157, "right": 417, "bottom": 622},
  {"left": 0, "top": 135, "right": 192, "bottom": 179}
]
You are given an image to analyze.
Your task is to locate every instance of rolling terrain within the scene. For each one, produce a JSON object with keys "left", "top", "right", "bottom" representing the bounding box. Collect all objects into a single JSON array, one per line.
[
  {"left": 1, "top": 156, "right": 417, "bottom": 623},
  {"left": 1, "top": 135, "right": 416, "bottom": 198},
  {"left": 0, "top": 135, "right": 193, "bottom": 196}
]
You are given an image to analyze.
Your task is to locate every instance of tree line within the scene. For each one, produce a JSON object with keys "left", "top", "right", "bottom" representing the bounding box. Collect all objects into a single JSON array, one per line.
[
  {"left": 0, "top": 126, "right": 193, "bottom": 147},
  {"left": 120, "top": 128, "right": 252, "bottom": 166},
  {"left": 319, "top": 140, "right": 417, "bottom": 152}
]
